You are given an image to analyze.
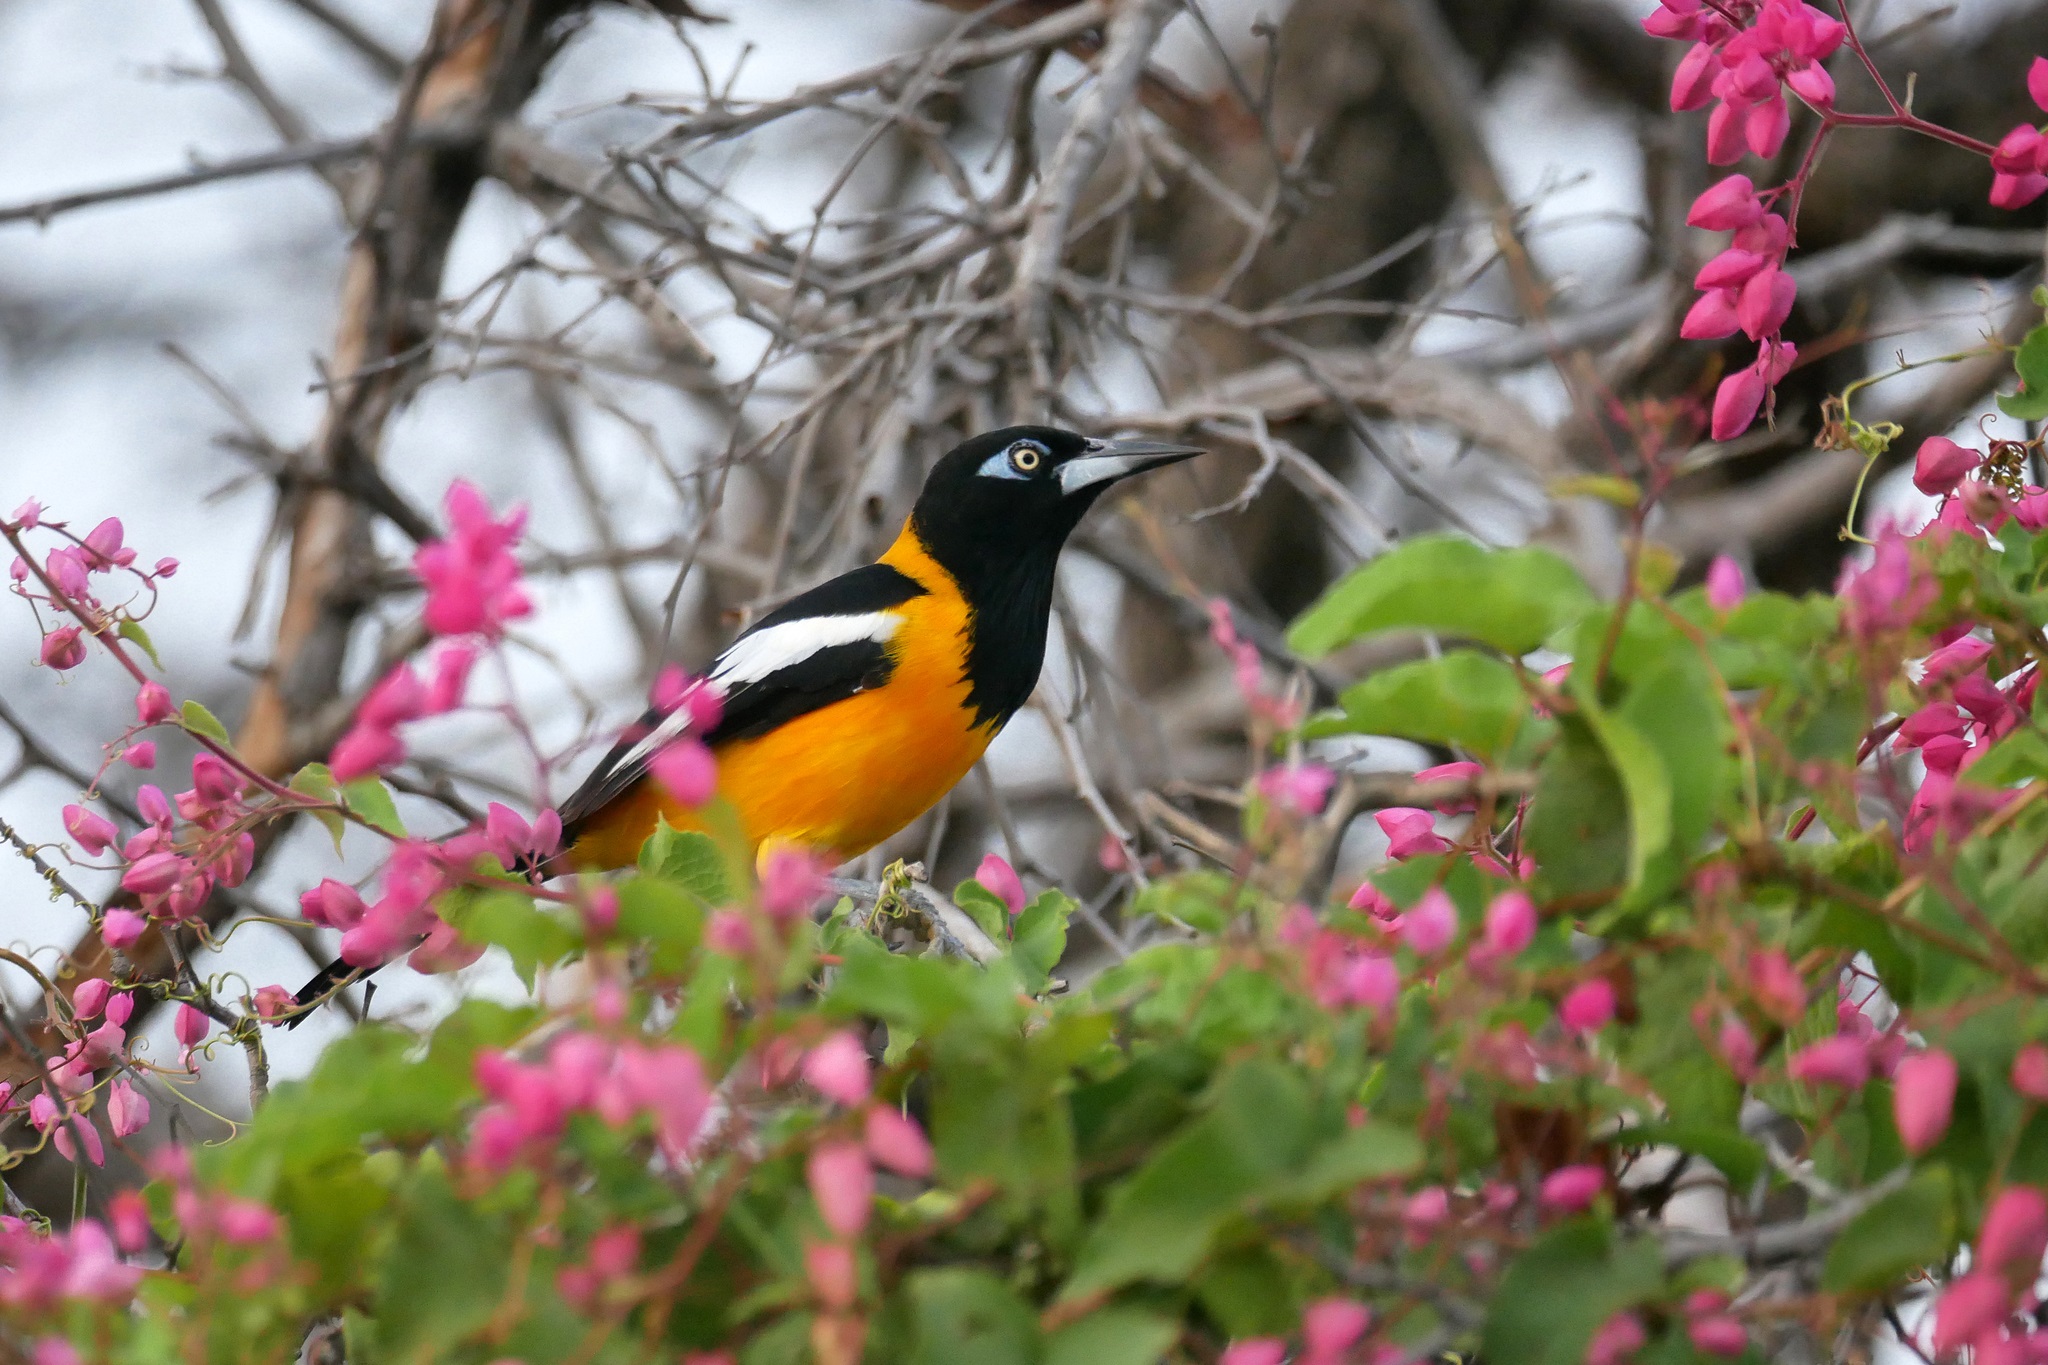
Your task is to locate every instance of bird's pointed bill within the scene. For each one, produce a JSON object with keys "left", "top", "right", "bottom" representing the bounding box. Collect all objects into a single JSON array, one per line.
[{"left": 1056, "top": 438, "right": 1204, "bottom": 495}]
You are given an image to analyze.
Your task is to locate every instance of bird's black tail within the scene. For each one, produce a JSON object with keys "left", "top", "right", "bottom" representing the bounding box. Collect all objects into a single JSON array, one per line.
[{"left": 285, "top": 957, "right": 367, "bottom": 1031}]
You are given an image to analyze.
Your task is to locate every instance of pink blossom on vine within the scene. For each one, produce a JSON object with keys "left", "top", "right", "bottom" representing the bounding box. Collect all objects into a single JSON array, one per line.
[
  {"left": 299, "top": 878, "right": 366, "bottom": 930},
  {"left": 1585, "top": 1312, "right": 1646, "bottom": 1365},
  {"left": 1347, "top": 881, "right": 1396, "bottom": 919},
  {"left": 107, "top": 1079, "right": 149, "bottom": 1139},
  {"left": 1397, "top": 887, "right": 1458, "bottom": 957},
  {"left": 1414, "top": 760, "right": 1482, "bottom": 814},
  {"left": 1301, "top": 1298, "right": 1370, "bottom": 1365},
  {"left": 1977, "top": 1186, "right": 2048, "bottom": 1278},
  {"left": 1705, "top": 555, "right": 1746, "bottom": 611},
  {"left": 864, "top": 1105, "right": 934, "bottom": 1178},
  {"left": 1686, "top": 174, "right": 1765, "bottom": 230},
  {"left": 1789, "top": 1034, "right": 1870, "bottom": 1089},
  {"left": 1688, "top": 1316, "right": 1748, "bottom": 1357},
  {"left": 652, "top": 666, "right": 726, "bottom": 733},
  {"left": 414, "top": 480, "right": 531, "bottom": 639},
  {"left": 649, "top": 740, "right": 716, "bottom": 806},
  {"left": 62, "top": 805, "right": 116, "bottom": 857},
  {"left": 1932, "top": 1271, "right": 2011, "bottom": 1357},
  {"left": 1220, "top": 1341, "right": 1286, "bottom": 1365},
  {"left": 71, "top": 978, "right": 109, "bottom": 1020},
  {"left": 1893, "top": 1048, "right": 1957, "bottom": 1153},
  {"left": 1479, "top": 890, "right": 1536, "bottom": 960},
  {"left": 973, "top": 852, "right": 1024, "bottom": 915},
  {"left": 39, "top": 626, "right": 84, "bottom": 671},
  {"left": 1258, "top": 762, "right": 1335, "bottom": 815},
  {"left": 120, "top": 741, "right": 154, "bottom": 769},
  {"left": 2013, "top": 1044, "right": 2048, "bottom": 1100},
  {"left": 1560, "top": 979, "right": 1616, "bottom": 1034},
  {"left": 1897, "top": 702, "right": 1965, "bottom": 750},
  {"left": 99, "top": 910, "right": 145, "bottom": 951},
  {"left": 1539, "top": 1164, "right": 1605, "bottom": 1212},
  {"left": 807, "top": 1141, "right": 874, "bottom": 1238},
  {"left": 1376, "top": 807, "right": 1450, "bottom": 858},
  {"left": 761, "top": 845, "right": 831, "bottom": 922},
  {"left": 1920, "top": 634, "right": 1991, "bottom": 684},
  {"left": 803, "top": 1032, "right": 872, "bottom": 1107}
]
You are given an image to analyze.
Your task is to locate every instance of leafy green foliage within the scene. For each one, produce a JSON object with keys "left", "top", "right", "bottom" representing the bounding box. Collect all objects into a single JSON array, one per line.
[{"left": 1288, "top": 534, "right": 1595, "bottom": 658}]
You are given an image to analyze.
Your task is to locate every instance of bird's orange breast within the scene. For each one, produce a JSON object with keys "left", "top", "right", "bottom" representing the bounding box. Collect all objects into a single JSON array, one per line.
[{"left": 566, "top": 531, "right": 996, "bottom": 869}]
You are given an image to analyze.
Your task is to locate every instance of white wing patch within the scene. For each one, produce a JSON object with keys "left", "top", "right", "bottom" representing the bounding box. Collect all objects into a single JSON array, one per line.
[{"left": 709, "top": 611, "right": 904, "bottom": 687}]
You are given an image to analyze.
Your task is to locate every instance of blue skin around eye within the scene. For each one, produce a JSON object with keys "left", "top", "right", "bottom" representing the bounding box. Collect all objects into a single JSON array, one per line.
[{"left": 977, "top": 447, "right": 1032, "bottom": 480}]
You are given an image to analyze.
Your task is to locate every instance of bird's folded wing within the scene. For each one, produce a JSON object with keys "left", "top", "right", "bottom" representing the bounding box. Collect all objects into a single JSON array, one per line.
[{"left": 556, "top": 563, "right": 930, "bottom": 836}]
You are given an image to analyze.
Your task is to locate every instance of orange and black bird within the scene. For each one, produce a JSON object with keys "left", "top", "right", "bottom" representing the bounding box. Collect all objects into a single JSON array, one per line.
[{"left": 291, "top": 427, "right": 1198, "bottom": 1017}]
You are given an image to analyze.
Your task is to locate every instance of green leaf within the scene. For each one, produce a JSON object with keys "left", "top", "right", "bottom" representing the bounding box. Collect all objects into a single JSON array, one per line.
[
  {"left": 442, "top": 889, "right": 579, "bottom": 990},
  {"left": 1963, "top": 728, "right": 2048, "bottom": 788},
  {"left": 342, "top": 777, "right": 405, "bottom": 837},
  {"left": 908, "top": 1268, "right": 1039, "bottom": 1365},
  {"left": 179, "top": 698, "right": 230, "bottom": 743},
  {"left": 952, "top": 879, "right": 1013, "bottom": 941},
  {"left": 289, "top": 761, "right": 346, "bottom": 852},
  {"left": 1526, "top": 719, "right": 1632, "bottom": 900},
  {"left": 1261, "top": 1119, "right": 1423, "bottom": 1205},
  {"left": 372, "top": 1163, "right": 509, "bottom": 1359},
  {"left": 1574, "top": 690, "right": 1673, "bottom": 899},
  {"left": 1481, "top": 1218, "right": 1665, "bottom": 1365},
  {"left": 1061, "top": 1059, "right": 1313, "bottom": 1300},
  {"left": 1999, "top": 324, "right": 2048, "bottom": 420},
  {"left": 1821, "top": 1167, "right": 1956, "bottom": 1294},
  {"left": 614, "top": 875, "right": 704, "bottom": 973},
  {"left": 1311, "top": 651, "right": 1529, "bottom": 760},
  {"left": 1613, "top": 656, "right": 1731, "bottom": 903},
  {"left": 1287, "top": 535, "right": 1595, "bottom": 658},
  {"left": 1010, "top": 889, "right": 1072, "bottom": 994},
  {"left": 1045, "top": 1307, "right": 1179, "bottom": 1365},
  {"left": 1614, "top": 1123, "right": 1763, "bottom": 1190},
  {"left": 639, "top": 820, "right": 734, "bottom": 906},
  {"left": 117, "top": 618, "right": 163, "bottom": 668}
]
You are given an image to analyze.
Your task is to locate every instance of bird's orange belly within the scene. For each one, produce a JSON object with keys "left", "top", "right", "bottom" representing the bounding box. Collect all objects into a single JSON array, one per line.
[{"left": 567, "top": 686, "right": 995, "bottom": 869}]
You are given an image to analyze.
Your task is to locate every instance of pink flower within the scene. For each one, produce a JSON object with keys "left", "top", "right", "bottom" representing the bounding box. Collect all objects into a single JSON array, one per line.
[
  {"left": 1704, "top": 554, "right": 1746, "bottom": 611},
  {"left": 109, "top": 1190, "right": 151, "bottom": 1254},
  {"left": 649, "top": 740, "right": 716, "bottom": 806},
  {"left": 121, "top": 851, "right": 186, "bottom": 898},
  {"left": 651, "top": 667, "right": 726, "bottom": 733},
  {"left": 1789, "top": 1034, "right": 1870, "bottom": 1089},
  {"left": 1680, "top": 289, "right": 1742, "bottom": 340},
  {"left": 253, "top": 985, "right": 294, "bottom": 1022},
  {"left": 1749, "top": 947, "right": 1805, "bottom": 1024},
  {"left": 1694, "top": 247, "right": 1765, "bottom": 291},
  {"left": 1560, "top": 979, "right": 1616, "bottom": 1034},
  {"left": 414, "top": 480, "right": 531, "bottom": 638},
  {"left": 1718, "top": 1015, "right": 1759, "bottom": 1081},
  {"left": 1687, "top": 175, "right": 1763, "bottom": 230},
  {"left": 760, "top": 845, "right": 829, "bottom": 921},
  {"left": 1586, "top": 1312, "right": 1645, "bottom": 1365},
  {"left": 804, "top": 1238, "right": 858, "bottom": 1310},
  {"left": 2030, "top": 56, "right": 2048, "bottom": 112},
  {"left": 1414, "top": 760, "right": 1483, "bottom": 814},
  {"left": 1301, "top": 1298, "right": 1370, "bottom": 1364},
  {"left": 706, "top": 910, "right": 753, "bottom": 956},
  {"left": 1398, "top": 887, "right": 1458, "bottom": 957},
  {"left": 1977, "top": 1186, "right": 2048, "bottom": 1279},
  {"left": 71, "top": 978, "right": 109, "bottom": 1020},
  {"left": 1897, "top": 702, "right": 1965, "bottom": 749},
  {"left": 135, "top": 681, "right": 174, "bottom": 725},
  {"left": 217, "top": 1199, "right": 278, "bottom": 1245},
  {"left": 804, "top": 1032, "right": 872, "bottom": 1106},
  {"left": 329, "top": 723, "right": 403, "bottom": 783},
  {"left": 40, "top": 626, "right": 85, "bottom": 671},
  {"left": 1338, "top": 953, "right": 1400, "bottom": 1011},
  {"left": 1376, "top": 807, "right": 1450, "bottom": 859},
  {"left": 2013, "top": 1043, "right": 2048, "bottom": 1101},
  {"left": 1893, "top": 1048, "right": 1957, "bottom": 1154},
  {"left": 174, "top": 1004, "right": 210, "bottom": 1050},
  {"left": 1257, "top": 762, "right": 1336, "bottom": 815},
  {"left": 107, "top": 1079, "right": 149, "bottom": 1138},
  {"left": 1991, "top": 164, "right": 2048, "bottom": 210},
  {"left": 1711, "top": 365, "right": 1767, "bottom": 442},
  {"left": 1688, "top": 1317, "right": 1748, "bottom": 1357},
  {"left": 62, "top": 805, "right": 117, "bottom": 857},
  {"left": 1481, "top": 890, "right": 1537, "bottom": 959},
  {"left": 1348, "top": 881, "right": 1396, "bottom": 918},
  {"left": 1403, "top": 1185, "right": 1450, "bottom": 1232},
  {"left": 1736, "top": 267, "right": 1796, "bottom": 339},
  {"left": 299, "top": 878, "right": 366, "bottom": 930},
  {"left": 408, "top": 918, "right": 485, "bottom": 975},
  {"left": 864, "top": 1105, "right": 934, "bottom": 1178},
  {"left": 1921, "top": 634, "right": 1991, "bottom": 684},
  {"left": 1220, "top": 1342, "right": 1287, "bottom": 1365},
  {"left": 974, "top": 853, "right": 1025, "bottom": 916},
  {"left": 100, "top": 910, "right": 146, "bottom": 951},
  {"left": 807, "top": 1141, "right": 874, "bottom": 1238},
  {"left": 82, "top": 517, "right": 133, "bottom": 569},
  {"left": 1913, "top": 436, "right": 1982, "bottom": 496},
  {"left": 426, "top": 644, "right": 477, "bottom": 713},
  {"left": 8, "top": 498, "right": 41, "bottom": 529},
  {"left": 1540, "top": 1164, "right": 1605, "bottom": 1213},
  {"left": 1932, "top": 1270, "right": 2011, "bottom": 1358},
  {"left": 121, "top": 741, "right": 156, "bottom": 769}
]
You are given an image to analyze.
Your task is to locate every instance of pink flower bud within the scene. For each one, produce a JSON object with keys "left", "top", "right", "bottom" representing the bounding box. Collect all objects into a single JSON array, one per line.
[
  {"left": 135, "top": 681, "right": 174, "bottom": 726},
  {"left": 1893, "top": 1048, "right": 1957, "bottom": 1154},
  {"left": 1414, "top": 760, "right": 1483, "bottom": 814},
  {"left": 110, "top": 1189, "right": 151, "bottom": 1254},
  {"left": 1560, "top": 979, "right": 1616, "bottom": 1034},
  {"left": 1586, "top": 1312, "right": 1646, "bottom": 1365},
  {"left": 217, "top": 1198, "right": 278, "bottom": 1245},
  {"left": 706, "top": 909, "right": 753, "bottom": 955},
  {"left": 1694, "top": 248, "right": 1765, "bottom": 291},
  {"left": 1348, "top": 881, "right": 1396, "bottom": 918},
  {"left": 1785, "top": 62, "right": 1833, "bottom": 108},
  {"left": 804, "top": 1238, "right": 858, "bottom": 1311},
  {"left": 174, "top": 1004, "right": 209, "bottom": 1050},
  {"left": 1376, "top": 807, "right": 1451, "bottom": 859},
  {"left": 40, "top": 626, "right": 85, "bottom": 671},
  {"left": 105, "top": 990, "right": 133, "bottom": 1027},
  {"left": 2030, "top": 57, "right": 2048, "bottom": 113},
  {"left": 1257, "top": 762, "right": 1336, "bottom": 815},
  {"left": 1789, "top": 1034, "right": 1870, "bottom": 1089},
  {"left": 8, "top": 498, "right": 41, "bottom": 529},
  {"left": 1687, "top": 175, "right": 1762, "bottom": 230},
  {"left": 1749, "top": 948, "right": 1806, "bottom": 1023},
  {"left": 1704, "top": 554, "right": 1746, "bottom": 611},
  {"left": 865, "top": 1104, "right": 935, "bottom": 1177},
  {"left": 1398, "top": 887, "right": 1458, "bottom": 957},
  {"left": 253, "top": 985, "right": 293, "bottom": 1022},
  {"left": 63, "top": 804, "right": 117, "bottom": 857},
  {"left": 121, "top": 741, "right": 156, "bottom": 769},
  {"left": 1913, "top": 436, "right": 1982, "bottom": 497},
  {"left": 1745, "top": 95, "right": 1791, "bottom": 159},
  {"left": 359, "top": 663, "right": 427, "bottom": 730},
  {"left": 1977, "top": 1186, "right": 2048, "bottom": 1277},
  {"left": 1669, "top": 40, "right": 1718, "bottom": 111},
  {"left": 1302, "top": 1298, "right": 1370, "bottom": 1361},
  {"left": 1932, "top": 1270, "right": 2011, "bottom": 1357},
  {"left": 1688, "top": 1317, "right": 1748, "bottom": 1357},
  {"left": 329, "top": 723, "right": 403, "bottom": 783},
  {"left": 425, "top": 644, "right": 476, "bottom": 714},
  {"left": 1220, "top": 1341, "right": 1287, "bottom": 1365},
  {"left": 1403, "top": 1185, "right": 1450, "bottom": 1231},
  {"left": 1921, "top": 634, "right": 1991, "bottom": 683},
  {"left": 803, "top": 1031, "right": 872, "bottom": 1106},
  {"left": 760, "top": 845, "right": 829, "bottom": 921},
  {"left": 107, "top": 1078, "right": 149, "bottom": 1138},
  {"left": 1898, "top": 702, "right": 1965, "bottom": 749},
  {"left": 1994, "top": 124, "right": 2045, "bottom": 175},
  {"left": 650, "top": 740, "right": 716, "bottom": 806},
  {"left": 2013, "top": 1043, "right": 2048, "bottom": 1100},
  {"left": 191, "top": 752, "right": 241, "bottom": 804},
  {"left": 1540, "top": 1163, "right": 1605, "bottom": 1212},
  {"left": 300, "top": 878, "right": 366, "bottom": 930},
  {"left": 974, "top": 853, "right": 1025, "bottom": 916},
  {"left": 1991, "top": 170, "right": 2048, "bottom": 210},
  {"left": 1710, "top": 365, "right": 1768, "bottom": 441},
  {"left": 807, "top": 1141, "right": 874, "bottom": 1238},
  {"left": 83, "top": 517, "right": 130, "bottom": 568},
  {"left": 1482, "top": 891, "right": 1537, "bottom": 959},
  {"left": 121, "top": 851, "right": 185, "bottom": 897},
  {"left": 1737, "top": 267, "right": 1796, "bottom": 340},
  {"left": 100, "top": 910, "right": 146, "bottom": 952},
  {"left": 1340, "top": 953, "right": 1400, "bottom": 1011},
  {"left": 1680, "top": 288, "right": 1742, "bottom": 341},
  {"left": 153, "top": 557, "right": 178, "bottom": 578},
  {"left": 582, "top": 885, "right": 619, "bottom": 936}
]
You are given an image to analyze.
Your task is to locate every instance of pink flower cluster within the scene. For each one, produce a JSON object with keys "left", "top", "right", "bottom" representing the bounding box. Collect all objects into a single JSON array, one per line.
[
  {"left": 1989, "top": 60, "right": 2048, "bottom": 208},
  {"left": 28, "top": 983, "right": 154, "bottom": 1166},
  {"left": 1650, "top": 0, "right": 1845, "bottom": 164},
  {"left": 1221, "top": 1297, "right": 1372, "bottom": 1365},
  {"left": 1587, "top": 1291, "right": 1749, "bottom": 1365},
  {"left": 468, "top": 1032, "right": 712, "bottom": 1172},
  {"left": 1931, "top": 1186, "right": 2048, "bottom": 1359},
  {"left": 1912, "top": 438, "right": 2048, "bottom": 537},
  {"left": 329, "top": 646, "right": 476, "bottom": 783},
  {"left": 7, "top": 507, "right": 177, "bottom": 675},
  {"left": 1208, "top": 599, "right": 1302, "bottom": 729},
  {"left": 1680, "top": 175, "right": 1800, "bottom": 440},
  {"left": 311, "top": 837, "right": 481, "bottom": 976}
]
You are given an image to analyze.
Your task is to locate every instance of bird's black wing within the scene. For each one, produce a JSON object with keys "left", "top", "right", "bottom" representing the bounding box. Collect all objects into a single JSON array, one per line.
[{"left": 556, "top": 563, "right": 930, "bottom": 841}]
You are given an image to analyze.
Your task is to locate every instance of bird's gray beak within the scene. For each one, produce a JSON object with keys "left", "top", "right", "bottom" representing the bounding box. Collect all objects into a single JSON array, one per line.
[{"left": 1056, "top": 437, "right": 1205, "bottom": 495}]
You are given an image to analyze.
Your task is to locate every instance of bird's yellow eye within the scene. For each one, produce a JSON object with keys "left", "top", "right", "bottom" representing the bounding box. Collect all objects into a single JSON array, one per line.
[{"left": 1010, "top": 442, "right": 1043, "bottom": 473}]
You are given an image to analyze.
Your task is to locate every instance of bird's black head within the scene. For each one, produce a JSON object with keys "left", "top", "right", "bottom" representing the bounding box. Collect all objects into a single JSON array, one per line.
[{"left": 907, "top": 425, "right": 1201, "bottom": 725}]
